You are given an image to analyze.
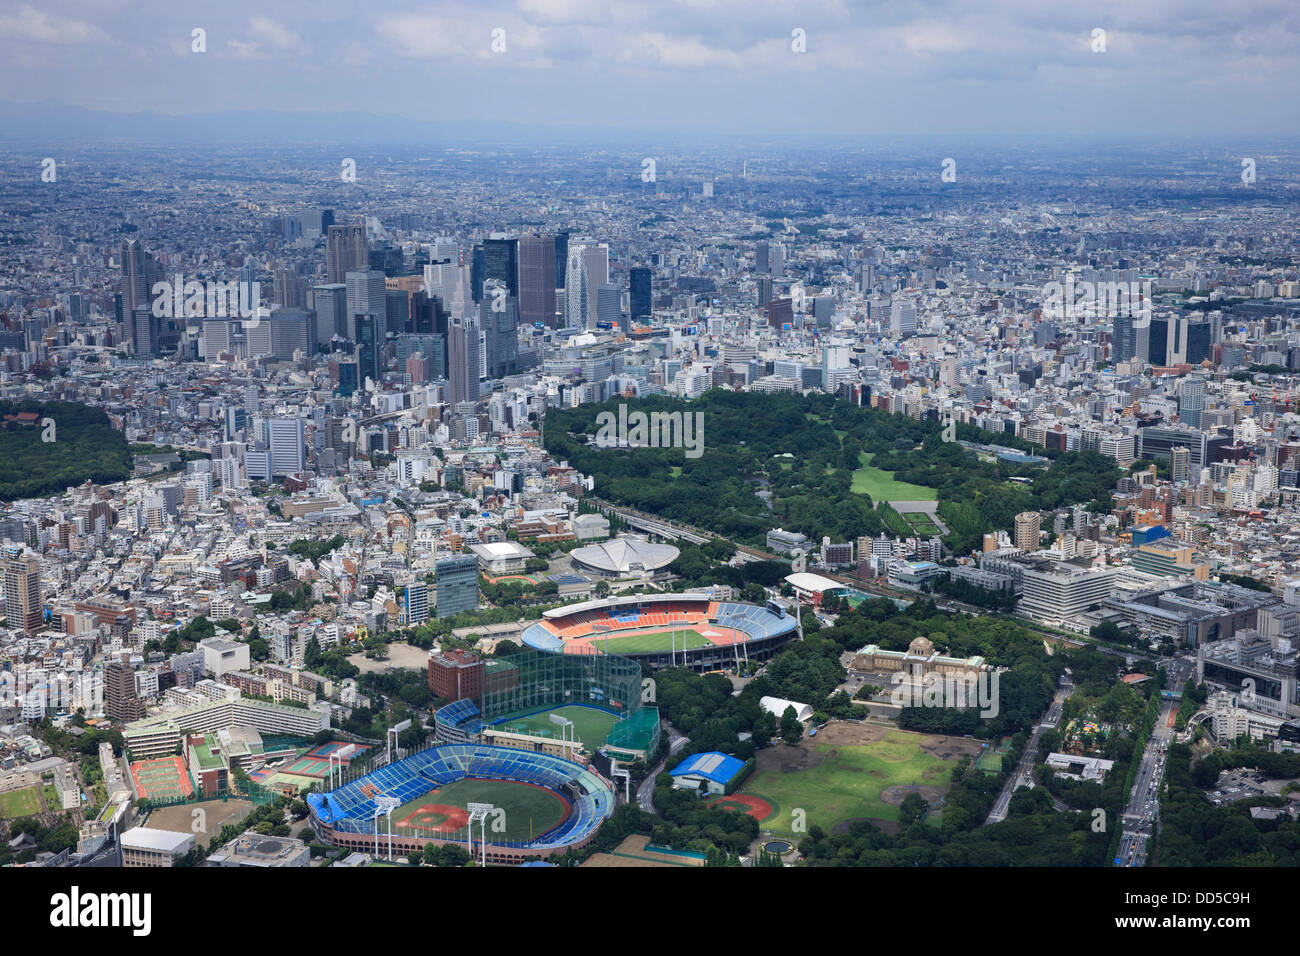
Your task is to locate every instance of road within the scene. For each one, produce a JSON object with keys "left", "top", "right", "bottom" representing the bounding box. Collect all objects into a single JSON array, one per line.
[
  {"left": 635, "top": 722, "right": 688, "bottom": 814},
  {"left": 984, "top": 684, "right": 1071, "bottom": 825},
  {"left": 1113, "top": 656, "right": 1191, "bottom": 867}
]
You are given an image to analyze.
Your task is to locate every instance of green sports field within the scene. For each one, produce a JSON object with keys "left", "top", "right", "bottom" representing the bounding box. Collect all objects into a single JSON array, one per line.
[
  {"left": 590, "top": 628, "right": 712, "bottom": 655},
  {"left": 392, "top": 777, "right": 570, "bottom": 843},
  {"left": 901, "top": 512, "right": 941, "bottom": 535},
  {"left": 851, "top": 453, "right": 937, "bottom": 503},
  {"left": 740, "top": 728, "right": 964, "bottom": 837},
  {"left": 0, "top": 785, "right": 42, "bottom": 819},
  {"left": 492, "top": 704, "right": 621, "bottom": 750}
]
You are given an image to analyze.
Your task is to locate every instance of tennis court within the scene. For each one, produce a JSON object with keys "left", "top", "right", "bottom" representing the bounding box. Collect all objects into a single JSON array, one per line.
[
  {"left": 283, "top": 756, "right": 332, "bottom": 779},
  {"left": 306, "top": 741, "right": 371, "bottom": 762},
  {"left": 130, "top": 756, "right": 194, "bottom": 800}
]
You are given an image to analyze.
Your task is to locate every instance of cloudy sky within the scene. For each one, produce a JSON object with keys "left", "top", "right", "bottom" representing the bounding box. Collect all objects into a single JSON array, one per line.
[{"left": 1, "top": 0, "right": 1297, "bottom": 138}]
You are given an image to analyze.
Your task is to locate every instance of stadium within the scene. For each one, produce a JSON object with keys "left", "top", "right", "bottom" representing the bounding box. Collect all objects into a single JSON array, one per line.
[
  {"left": 312, "top": 646, "right": 658, "bottom": 862},
  {"left": 306, "top": 743, "right": 614, "bottom": 864},
  {"left": 520, "top": 593, "right": 799, "bottom": 670}
]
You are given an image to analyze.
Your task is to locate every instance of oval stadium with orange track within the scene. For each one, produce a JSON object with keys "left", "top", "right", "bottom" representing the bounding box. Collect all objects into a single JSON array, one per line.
[{"left": 520, "top": 593, "right": 799, "bottom": 671}]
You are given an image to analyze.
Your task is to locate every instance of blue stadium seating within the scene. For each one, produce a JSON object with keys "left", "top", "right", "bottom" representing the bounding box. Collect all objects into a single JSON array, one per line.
[{"left": 306, "top": 743, "right": 613, "bottom": 850}]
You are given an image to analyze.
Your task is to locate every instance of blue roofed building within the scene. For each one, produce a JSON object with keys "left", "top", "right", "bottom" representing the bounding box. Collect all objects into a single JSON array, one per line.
[{"left": 668, "top": 751, "right": 746, "bottom": 796}]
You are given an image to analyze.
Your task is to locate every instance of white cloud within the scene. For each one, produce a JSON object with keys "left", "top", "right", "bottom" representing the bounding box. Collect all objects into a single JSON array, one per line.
[
  {"left": 0, "top": 5, "right": 107, "bottom": 44},
  {"left": 225, "top": 15, "right": 308, "bottom": 61}
]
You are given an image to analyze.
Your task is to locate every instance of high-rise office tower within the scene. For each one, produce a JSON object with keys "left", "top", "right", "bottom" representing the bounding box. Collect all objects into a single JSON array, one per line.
[
  {"left": 204, "top": 319, "right": 232, "bottom": 362},
  {"left": 269, "top": 309, "right": 315, "bottom": 361},
  {"left": 273, "top": 269, "right": 307, "bottom": 309},
  {"left": 310, "top": 284, "right": 347, "bottom": 345},
  {"left": 596, "top": 283, "right": 621, "bottom": 329},
  {"left": 4, "top": 547, "right": 42, "bottom": 636},
  {"left": 554, "top": 232, "right": 570, "bottom": 291},
  {"left": 449, "top": 313, "right": 481, "bottom": 404},
  {"left": 119, "top": 238, "right": 156, "bottom": 317},
  {"left": 1014, "top": 512, "right": 1042, "bottom": 553},
  {"left": 770, "top": 243, "right": 786, "bottom": 276},
  {"left": 472, "top": 236, "right": 518, "bottom": 303},
  {"left": 131, "top": 304, "right": 159, "bottom": 357},
  {"left": 565, "top": 248, "right": 588, "bottom": 327},
  {"left": 756, "top": 274, "right": 773, "bottom": 309},
  {"left": 630, "top": 267, "right": 652, "bottom": 325},
  {"left": 354, "top": 313, "right": 381, "bottom": 384},
  {"left": 435, "top": 555, "right": 480, "bottom": 619},
  {"left": 1112, "top": 312, "right": 1139, "bottom": 364},
  {"left": 480, "top": 283, "right": 518, "bottom": 379},
  {"left": 889, "top": 298, "right": 917, "bottom": 337},
  {"left": 1185, "top": 318, "right": 1212, "bottom": 365},
  {"left": 518, "top": 234, "right": 556, "bottom": 329},
  {"left": 345, "top": 270, "right": 386, "bottom": 341},
  {"left": 326, "top": 222, "right": 369, "bottom": 284},
  {"left": 268, "top": 417, "right": 306, "bottom": 477},
  {"left": 755, "top": 240, "right": 770, "bottom": 274},
  {"left": 1179, "top": 378, "right": 1207, "bottom": 429},
  {"left": 583, "top": 244, "right": 609, "bottom": 322}
]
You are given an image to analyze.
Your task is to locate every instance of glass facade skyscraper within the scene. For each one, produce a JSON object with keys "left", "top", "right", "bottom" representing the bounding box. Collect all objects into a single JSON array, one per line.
[{"left": 435, "top": 555, "right": 479, "bottom": 619}]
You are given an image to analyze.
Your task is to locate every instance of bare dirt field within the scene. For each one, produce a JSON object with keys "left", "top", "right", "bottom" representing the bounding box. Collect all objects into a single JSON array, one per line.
[
  {"left": 144, "top": 797, "right": 254, "bottom": 848},
  {"left": 346, "top": 642, "right": 430, "bottom": 675}
]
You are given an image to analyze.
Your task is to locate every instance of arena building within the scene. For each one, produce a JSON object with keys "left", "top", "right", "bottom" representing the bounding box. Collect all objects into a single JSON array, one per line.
[{"left": 569, "top": 534, "right": 679, "bottom": 578}]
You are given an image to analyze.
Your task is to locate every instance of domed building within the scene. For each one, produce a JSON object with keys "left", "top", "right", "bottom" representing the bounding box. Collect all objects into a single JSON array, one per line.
[
  {"left": 850, "top": 635, "right": 988, "bottom": 684},
  {"left": 569, "top": 534, "right": 679, "bottom": 579}
]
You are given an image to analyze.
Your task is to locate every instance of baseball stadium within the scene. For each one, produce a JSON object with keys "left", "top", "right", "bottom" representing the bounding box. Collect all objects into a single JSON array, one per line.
[
  {"left": 433, "top": 646, "right": 661, "bottom": 762},
  {"left": 520, "top": 593, "right": 799, "bottom": 670},
  {"left": 306, "top": 744, "right": 615, "bottom": 863}
]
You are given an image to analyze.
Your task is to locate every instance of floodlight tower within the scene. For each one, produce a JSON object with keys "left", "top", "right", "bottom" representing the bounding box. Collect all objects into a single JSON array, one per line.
[
  {"left": 550, "top": 713, "right": 575, "bottom": 761},
  {"left": 329, "top": 752, "right": 343, "bottom": 789},
  {"left": 375, "top": 796, "right": 401, "bottom": 860},
  {"left": 387, "top": 719, "right": 411, "bottom": 765},
  {"left": 467, "top": 802, "right": 495, "bottom": 867},
  {"left": 592, "top": 620, "right": 611, "bottom": 657}
]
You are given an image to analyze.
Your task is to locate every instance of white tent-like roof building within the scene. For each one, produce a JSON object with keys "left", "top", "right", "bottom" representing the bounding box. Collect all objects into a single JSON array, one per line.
[
  {"left": 760, "top": 695, "right": 814, "bottom": 723},
  {"left": 570, "top": 534, "right": 679, "bottom": 577}
]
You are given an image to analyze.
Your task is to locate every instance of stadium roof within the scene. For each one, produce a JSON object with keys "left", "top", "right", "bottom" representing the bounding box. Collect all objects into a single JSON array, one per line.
[
  {"left": 570, "top": 535, "right": 679, "bottom": 574},
  {"left": 669, "top": 751, "right": 746, "bottom": 786},
  {"left": 784, "top": 572, "right": 841, "bottom": 594}
]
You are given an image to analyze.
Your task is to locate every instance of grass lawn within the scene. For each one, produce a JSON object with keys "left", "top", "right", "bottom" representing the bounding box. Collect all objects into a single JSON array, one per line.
[
  {"left": 493, "top": 704, "right": 622, "bottom": 750},
  {"left": 851, "top": 453, "right": 938, "bottom": 503},
  {"left": 741, "top": 731, "right": 958, "bottom": 836},
  {"left": 0, "top": 786, "right": 42, "bottom": 819},
  {"left": 901, "top": 513, "right": 941, "bottom": 535},
  {"left": 592, "top": 628, "right": 712, "bottom": 656},
  {"left": 395, "top": 777, "right": 569, "bottom": 843}
]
